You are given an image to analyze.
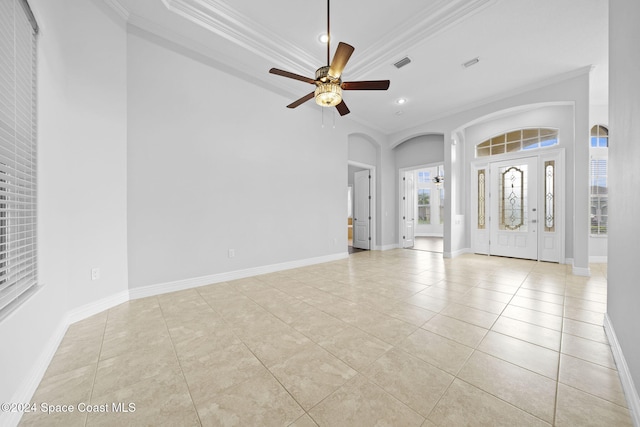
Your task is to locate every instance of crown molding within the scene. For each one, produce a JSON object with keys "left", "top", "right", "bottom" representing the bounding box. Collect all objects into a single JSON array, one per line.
[
  {"left": 161, "top": 0, "right": 495, "bottom": 81},
  {"left": 102, "top": 0, "right": 130, "bottom": 21},
  {"left": 161, "top": 0, "right": 318, "bottom": 75},
  {"left": 346, "top": 0, "right": 495, "bottom": 78}
]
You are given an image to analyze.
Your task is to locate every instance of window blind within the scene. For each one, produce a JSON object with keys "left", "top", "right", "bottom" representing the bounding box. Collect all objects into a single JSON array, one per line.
[{"left": 0, "top": 0, "right": 38, "bottom": 312}]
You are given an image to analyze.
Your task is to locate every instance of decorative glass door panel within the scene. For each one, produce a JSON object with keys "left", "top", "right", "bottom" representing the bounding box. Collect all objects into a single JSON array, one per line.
[
  {"left": 499, "top": 165, "right": 527, "bottom": 231},
  {"left": 490, "top": 157, "right": 538, "bottom": 260}
]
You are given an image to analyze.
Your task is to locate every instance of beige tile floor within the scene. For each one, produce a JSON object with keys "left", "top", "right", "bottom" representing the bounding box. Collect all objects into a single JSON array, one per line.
[{"left": 19, "top": 250, "right": 633, "bottom": 426}]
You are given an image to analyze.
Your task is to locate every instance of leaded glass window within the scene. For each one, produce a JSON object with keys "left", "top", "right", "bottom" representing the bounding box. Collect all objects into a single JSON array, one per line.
[
  {"left": 478, "top": 169, "right": 486, "bottom": 229},
  {"left": 545, "top": 161, "right": 555, "bottom": 232},
  {"left": 499, "top": 165, "right": 527, "bottom": 231}
]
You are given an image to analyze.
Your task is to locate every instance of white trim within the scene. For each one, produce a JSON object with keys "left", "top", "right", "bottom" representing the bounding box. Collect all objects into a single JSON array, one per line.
[
  {"left": 160, "top": 0, "right": 493, "bottom": 81},
  {"left": 572, "top": 264, "right": 591, "bottom": 277},
  {"left": 604, "top": 314, "right": 640, "bottom": 427},
  {"left": 379, "top": 244, "right": 400, "bottom": 251},
  {"left": 129, "top": 252, "right": 349, "bottom": 300},
  {"left": 4, "top": 319, "right": 69, "bottom": 427},
  {"left": 67, "top": 290, "right": 130, "bottom": 324},
  {"left": 589, "top": 255, "right": 608, "bottom": 263},
  {"left": 102, "top": 0, "right": 130, "bottom": 20},
  {"left": 444, "top": 247, "right": 471, "bottom": 258}
]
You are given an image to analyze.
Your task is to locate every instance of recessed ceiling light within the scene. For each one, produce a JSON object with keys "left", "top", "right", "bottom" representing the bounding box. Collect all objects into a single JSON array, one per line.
[
  {"left": 318, "top": 33, "right": 329, "bottom": 43},
  {"left": 396, "top": 98, "right": 407, "bottom": 105}
]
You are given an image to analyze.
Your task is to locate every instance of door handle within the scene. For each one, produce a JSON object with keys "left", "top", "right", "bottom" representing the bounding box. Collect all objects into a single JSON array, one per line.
[{"left": 531, "top": 220, "right": 537, "bottom": 223}]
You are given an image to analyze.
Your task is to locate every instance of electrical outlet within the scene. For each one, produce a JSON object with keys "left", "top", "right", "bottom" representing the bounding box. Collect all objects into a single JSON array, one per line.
[
  {"left": 228, "top": 249, "right": 235, "bottom": 258},
  {"left": 91, "top": 268, "right": 100, "bottom": 281}
]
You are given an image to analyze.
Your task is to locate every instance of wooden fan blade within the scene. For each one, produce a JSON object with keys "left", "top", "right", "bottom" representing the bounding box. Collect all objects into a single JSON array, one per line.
[
  {"left": 336, "top": 100, "right": 350, "bottom": 116},
  {"left": 269, "top": 68, "right": 316, "bottom": 85},
  {"left": 328, "top": 42, "right": 354, "bottom": 79},
  {"left": 287, "top": 92, "right": 315, "bottom": 109},
  {"left": 342, "top": 80, "right": 390, "bottom": 90}
]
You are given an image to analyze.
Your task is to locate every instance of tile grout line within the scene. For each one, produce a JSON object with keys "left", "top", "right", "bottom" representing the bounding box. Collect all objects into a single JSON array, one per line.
[
  {"left": 84, "top": 308, "right": 111, "bottom": 427},
  {"left": 551, "top": 270, "right": 569, "bottom": 426},
  {"left": 156, "top": 295, "right": 204, "bottom": 427}
]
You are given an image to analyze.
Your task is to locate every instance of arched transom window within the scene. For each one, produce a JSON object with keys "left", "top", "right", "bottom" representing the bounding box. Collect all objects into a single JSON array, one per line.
[
  {"left": 476, "top": 128, "right": 559, "bottom": 157},
  {"left": 591, "top": 124, "right": 608, "bottom": 147}
]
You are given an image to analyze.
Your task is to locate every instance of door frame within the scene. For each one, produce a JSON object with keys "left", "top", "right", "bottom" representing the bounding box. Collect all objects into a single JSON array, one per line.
[
  {"left": 348, "top": 161, "right": 376, "bottom": 250},
  {"left": 470, "top": 148, "right": 565, "bottom": 262},
  {"left": 399, "top": 162, "right": 445, "bottom": 250}
]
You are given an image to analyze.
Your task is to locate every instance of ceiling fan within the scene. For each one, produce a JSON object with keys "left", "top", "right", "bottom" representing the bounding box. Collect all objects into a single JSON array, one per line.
[{"left": 269, "top": 0, "right": 390, "bottom": 116}]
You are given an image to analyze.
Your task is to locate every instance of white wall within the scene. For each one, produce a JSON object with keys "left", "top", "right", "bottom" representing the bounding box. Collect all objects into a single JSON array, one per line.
[
  {"left": 126, "top": 30, "right": 376, "bottom": 288},
  {"left": 608, "top": 0, "right": 640, "bottom": 419},
  {"left": 348, "top": 134, "right": 377, "bottom": 167},
  {"left": 394, "top": 134, "right": 445, "bottom": 170},
  {"left": 0, "top": 0, "right": 128, "bottom": 415}
]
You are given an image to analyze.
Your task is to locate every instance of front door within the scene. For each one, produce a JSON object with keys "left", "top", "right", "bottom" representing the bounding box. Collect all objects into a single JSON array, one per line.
[
  {"left": 353, "top": 169, "right": 371, "bottom": 250},
  {"left": 489, "top": 156, "right": 538, "bottom": 260}
]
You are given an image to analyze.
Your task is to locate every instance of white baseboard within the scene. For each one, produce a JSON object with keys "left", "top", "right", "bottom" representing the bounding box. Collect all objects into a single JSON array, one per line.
[
  {"left": 572, "top": 264, "right": 591, "bottom": 277},
  {"left": 604, "top": 314, "right": 640, "bottom": 427},
  {"left": 444, "top": 248, "right": 470, "bottom": 259},
  {"left": 589, "top": 255, "right": 608, "bottom": 263},
  {"left": 379, "top": 243, "right": 399, "bottom": 251},
  {"left": 129, "top": 252, "right": 349, "bottom": 300},
  {"left": 4, "top": 318, "right": 69, "bottom": 427},
  {"left": 67, "top": 290, "right": 130, "bottom": 324},
  {"left": 4, "top": 289, "right": 131, "bottom": 427}
]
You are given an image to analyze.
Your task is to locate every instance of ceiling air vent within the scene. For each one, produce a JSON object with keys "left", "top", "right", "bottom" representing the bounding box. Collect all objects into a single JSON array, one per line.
[{"left": 393, "top": 56, "right": 412, "bottom": 69}]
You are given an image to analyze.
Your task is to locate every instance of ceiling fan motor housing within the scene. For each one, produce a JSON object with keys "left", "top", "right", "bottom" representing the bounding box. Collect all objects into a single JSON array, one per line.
[{"left": 316, "top": 66, "right": 341, "bottom": 83}]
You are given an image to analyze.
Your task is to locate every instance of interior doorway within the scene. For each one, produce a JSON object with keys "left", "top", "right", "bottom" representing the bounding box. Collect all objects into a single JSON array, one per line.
[
  {"left": 399, "top": 164, "right": 445, "bottom": 251},
  {"left": 348, "top": 162, "right": 376, "bottom": 253}
]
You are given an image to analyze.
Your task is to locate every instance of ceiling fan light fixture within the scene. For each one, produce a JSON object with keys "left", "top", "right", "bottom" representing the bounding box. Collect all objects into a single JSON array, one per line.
[
  {"left": 268, "top": 0, "right": 389, "bottom": 116},
  {"left": 315, "top": 83, "right": 342, "bottom": 107},
  {"left": 318, "top": 33, "right": 329, "bottom": 43}
]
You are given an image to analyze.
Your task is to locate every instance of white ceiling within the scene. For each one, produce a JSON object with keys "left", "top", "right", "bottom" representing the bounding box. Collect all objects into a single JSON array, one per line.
[{"left": 114, "top": 0, "right": 608, "bottom": 135}]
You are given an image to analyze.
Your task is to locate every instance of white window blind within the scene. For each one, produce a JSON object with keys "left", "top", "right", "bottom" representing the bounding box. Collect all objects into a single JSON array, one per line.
[{"left": 0, "top": 0, "right": 38, "bottom": 312}]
